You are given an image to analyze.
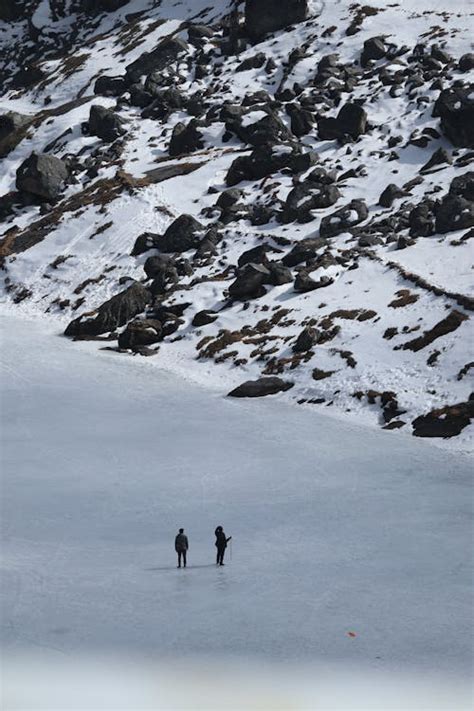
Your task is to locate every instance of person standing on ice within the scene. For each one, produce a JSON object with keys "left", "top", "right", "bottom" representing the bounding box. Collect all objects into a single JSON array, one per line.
[
  {"left": 175, "top": 528, "right": 189, "bottom": 568},
  {"left": 215, "top": 526, "right": 232, "bottom": 566}
]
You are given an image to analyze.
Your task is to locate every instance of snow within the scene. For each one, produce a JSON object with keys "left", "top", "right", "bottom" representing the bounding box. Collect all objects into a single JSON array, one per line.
[{"left": 1, "top": 307, "right": 473, "bottom": 710}]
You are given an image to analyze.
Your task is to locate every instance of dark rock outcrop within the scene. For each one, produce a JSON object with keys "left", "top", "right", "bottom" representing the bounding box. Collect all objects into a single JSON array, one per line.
[
  {"left": 413, "top": 397, "right": 473, "bottom": 438},
  {"left": 433, "top": 87, "right": 474, "bottom": 148},
  {"left": 169, "top": 120, "right": 204, "bottom": 156},
  {"left": 319, "top": 200, "right": 368, "bottom": 238},
  {"left": 244, "top": 0, "right": 308, "bottom": 40},
  {"left": 118, "top": 318, "right": 162, "bottom": 349},
  {"left": 283, "top": 182, "right": 341, "bottom": 223},
  {"left": 156, "top": 214, "right": 204, "bottom": 253},
  {"left": 292, "top": 327, "right": 319, "bottom": 352},
  {"left": 228, "top": 262, "right": 269, "bottom": 300},
  {"left": 16, "top": 152, "right": 68, "bottom": 201},
  {"left": 318, "top": 102, "right": 368, "bottom": 141},
  {"left": 228, "top": 376, "right": 294, "bottom": 397},
  {"left": 65, "top": 282, "right": 151, "bottom": 337},
  {"left": 125, "top": 37, "right": 188, "bottom": 82},
  {"left": 88, "top": 105, "right": 126, "bottom": 142}
]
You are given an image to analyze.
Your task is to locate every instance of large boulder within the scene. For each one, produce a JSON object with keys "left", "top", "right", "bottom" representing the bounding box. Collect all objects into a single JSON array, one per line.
[
  {"left": 16, "top": 152, "right": 68, "bottom": 201},
  {"left": 228, "top": 262, "right": 269, "bottom": 300},
  {"left": 230, "top": 111, "right": 290, "bottom": 147},
  {"left": 245, "top": 0, "right": 308, "bottom": 39},
  {"left": 228, "top": 376, "right": 294, "bottom": 397},
  {"left": 408, "top": 200, "right": 436, "bottom": 237},
  {"left": 433, "top": 87, "right": 474, "bottom": 148},
  {"left": 449, "top": 172, "right": 474, "bottom": 202},
  {"left": 318, "top": 102, "right": 368, "bottom": 141},
  {"left": 169, "top": 120, "right": 204, "bottom": 156},
  {"left": 283, "top": 182, "right": 340, "bottom": 223},
  {"left": 118, "top": 318, "right": 162, "bottom": 350},
  {"left": 156, "top": 214, "right": 204, "bottom": 253},
  {"left": 319, "top": 200, "right": 368, "bottom": 238},
  {"left": 435, "top": 195, "right": 474, "bottom": 234},
  {"left": 292, "top": 327, "right": 319, "bottom": 353},
  {"left": 412, "top": 397, "right": 473, "bottom": 438},
  {"left": 125, "top": 37, "right": 188, "bottom": 82},
  {"left": 361, "top": 37, "right": 387, "bottom": 66},
  {"left": 88, "top": 105, "right": 126, "bottom": 142},
  {"left": 0, "top": 111, "right": 30, "bottom": 158},
  {"left": 64, "top": 282, "right": 151, "bottom": 337},
  {"left": 93, "top": 75, "right": 127, "bottom": 97},
  {"left": 226, "top": 145, "right": 317, "bottom": 186}
]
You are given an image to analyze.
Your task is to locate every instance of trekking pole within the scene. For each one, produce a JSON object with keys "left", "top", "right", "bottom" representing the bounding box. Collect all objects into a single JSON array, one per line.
[{"left": 230, "top": 538, "right": 232, "bottom": 561}]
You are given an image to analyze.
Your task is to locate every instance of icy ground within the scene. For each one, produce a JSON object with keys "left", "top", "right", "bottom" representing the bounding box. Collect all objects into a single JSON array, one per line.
[{"left": 1, "top": 308, "right": 472, "bottom": 708}]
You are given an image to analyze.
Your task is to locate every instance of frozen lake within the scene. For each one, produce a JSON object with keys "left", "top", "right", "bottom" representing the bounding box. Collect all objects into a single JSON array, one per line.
[{"left": 0, "top": 309, "right": 472, "bottom": 707}]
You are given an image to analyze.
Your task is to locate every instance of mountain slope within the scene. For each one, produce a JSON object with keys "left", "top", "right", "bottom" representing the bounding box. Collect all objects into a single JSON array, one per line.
[{"left": 0, "top": 0, "right": 473, "bottom": 447}]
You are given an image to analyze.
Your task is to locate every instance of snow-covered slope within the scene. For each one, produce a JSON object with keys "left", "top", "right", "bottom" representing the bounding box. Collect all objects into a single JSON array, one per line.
[
  {"left": 0, "top": 0, "right": 473, "bottom": 447},
  {"left": 1, "top": 309, "right": 472, "bottom": 709}
]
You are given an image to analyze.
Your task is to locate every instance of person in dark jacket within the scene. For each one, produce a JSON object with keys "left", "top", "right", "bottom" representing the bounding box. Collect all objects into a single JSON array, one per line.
[
  {"left": 215, "top": 526, "right": 232, "bottom": 566},
  {"left": 175, "top": 528, "right": 189, "bottom": 568}
]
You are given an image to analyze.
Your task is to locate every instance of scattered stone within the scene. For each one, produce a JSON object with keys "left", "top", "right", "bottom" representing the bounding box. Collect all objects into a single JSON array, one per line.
[
  {"left": 169, "top": 120, "right": 204, "bottom": 156},
  {"left": 293, "top": 326, "right": 319, "bottom": 352},
  {"left": 229, "top": 262, "right": 270, "bottom": 300},
  {"left": 379, "top": 183, "right": 404, "bottom": 208},
  {"left": 118, "top": 318, "right": 162, "bottom": 349},
  {"left": 64, "top": 282, "right": 151, "bottom": 337},
  {"left": 228, "top": 376, "right": 294, "bottom": 397},
  {"left": 319, "top": 199, "right": 368, "bottom": 238},
  {"left": 192, "top": 310, "right": 218, "bottom": 327},
  {"left": 412, "top": 397, "right": 473, "bottom": 438},
  {"left": 16, "top": 152, "right": 68, "bottom": 201},
  {"left": 433, "top": 87, "right": 474, "bottom": 148},
  {"left": 88, "top": 105, "right": 126, "bottom": 142},
  {"left": 244, "top": 0, "right": 308, "bottom": 40}
]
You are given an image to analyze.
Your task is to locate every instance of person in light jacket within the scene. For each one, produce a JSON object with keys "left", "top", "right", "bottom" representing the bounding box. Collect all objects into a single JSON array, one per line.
[
  {"left": 175, "top": 528, "right": 189, "bottom": 568},
  {"left": 215, "top": 526, "right": 231, "bottom": 566}
]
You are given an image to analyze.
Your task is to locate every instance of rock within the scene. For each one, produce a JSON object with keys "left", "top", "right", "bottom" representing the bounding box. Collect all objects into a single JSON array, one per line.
[
  {"left": 156, "top": 214, "right": 204, "bottom": 253},
  {"left": 236, "top": 52, "right": 267, "bottom": 72},
  {"left": 293, "top": 326, "right": 319, "bottom": 352},
  {"left": 0, "top": 111, "right": 29, "bottom": 141},
  {"left": 412, "top": 397, "right": 473, "bottom": 438},
  {"left": 458, "top": 53, "right": 474, "bottom": 72},
  {"left": 93, "top": 75, "right": 127, "bottom": 97},
  {"left": 378, "top": 183, "right": 405, "bottom": 208},
  {"left": 288, "top": 105, "right": 313, "bottom": 137},
  {"left": 192, "top": 310, "right": 218, "bottom": 327},
  {"left": 283, "top": 182, "right": 341, "bottom": 223},
  {"left": 169, "top": 120, "right": 204, "bottom": 156},
  {"left": 361, "top": 36, "right": 387, "bottom": 66},
  {"left": 318, "top": 102, "right": 368, "bottom": 141},
  {"left": 143, "top": 254, "right": 177, "bottom": 280},
  {"left": 358, "top": 234, "right": 383, "bottom": 247},
  {"left": 433, "top": 87, "right": 474, "bottom": 148},
  {"left": 244, "top": 0, "right": 308, "bottom": 40},
  {"left": 129, "top": 84, "right": 154, "bottom": 108},
  {"left": 226, "top": 145, "right": 317, "bottom": 186},
  {"left": 294, "top": 272, "right": 333, "bottom": 293},
  {"left": 267, "top": 261, "right": 293, "bottom": 285},
  {"left": 232, "top": 111, "right": 290, "bottom": 147},
  {"left": 65, "top": 282, "right": 151, "bottom": 337},
  {"left": 16, "top": 152, "right": 68, "bottom": 201},
  {"left": 420, "top": 147, "right": 452, "bottom": 173},
  {"left": 88, "top": 105, "right": 126, "bottom": 142},
  {"left": 449, "top": 172, "right": 474, "bottom": 202},
  {"left": 216, "top": 188, "right": 243, "bottom": 209},
  {"left": 228, "top": 376, "right": 294, "bottom": 397},
  {"left": 282, "top": 238, "right": 326, "bottom": 267},
  {"left": 118, "top": 318, "right": 162, "bottom": 349},
  {"left": 229, "top": 262, "right": 270, "bottom": 300},
  {"left": 435, "top": 195, "right": 474, "bottom": 234},
  {"left": 188, "top": 24, "right": 214, "bottom": 40},
  {"left": 319, "top": 199, "right": 368, "bottom": 238},
  {"left": 409, "top": 201, "right": 436, "bottom": 237},
  {"left": 237, "top": 245, "right": 269, "bottom": 268},
  {"left": 125, "top": 37, "right": 188, "bottom": 82},
  {"left": 131, "top": 232, "right": 159, "bottom": 256}
]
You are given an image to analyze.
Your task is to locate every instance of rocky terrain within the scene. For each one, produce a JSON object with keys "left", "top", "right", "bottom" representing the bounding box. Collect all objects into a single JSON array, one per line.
[{"left": 0, "top": 0, "right": 473, "bottom": 446}]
